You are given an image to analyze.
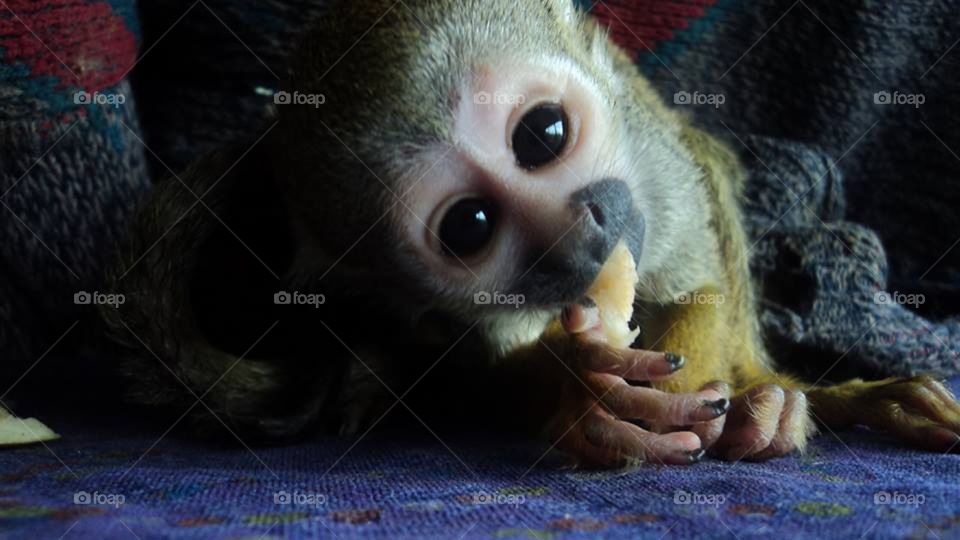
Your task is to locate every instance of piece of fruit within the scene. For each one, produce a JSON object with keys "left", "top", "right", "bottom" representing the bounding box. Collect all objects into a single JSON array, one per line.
[{"left": 586, "top": 241, "right": 640, "bottom": 348}]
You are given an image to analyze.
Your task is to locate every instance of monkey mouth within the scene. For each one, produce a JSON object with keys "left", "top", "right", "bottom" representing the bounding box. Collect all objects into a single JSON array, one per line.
[{"left": 512, "top": 213, "right": 645, "bottom": 309}]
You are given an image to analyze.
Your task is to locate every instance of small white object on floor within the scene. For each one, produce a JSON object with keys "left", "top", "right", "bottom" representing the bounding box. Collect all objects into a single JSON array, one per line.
[{"left": 0, "top": 405, "right": 59, "bottom": 446}]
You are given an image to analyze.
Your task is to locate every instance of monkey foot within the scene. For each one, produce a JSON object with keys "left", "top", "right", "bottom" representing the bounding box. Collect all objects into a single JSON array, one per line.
[
  {"left": 817, "top": 375, "right": 960, "bottom": 452},
  {"left": 710, "top": 383, "right": 816, "bottom": 461}
]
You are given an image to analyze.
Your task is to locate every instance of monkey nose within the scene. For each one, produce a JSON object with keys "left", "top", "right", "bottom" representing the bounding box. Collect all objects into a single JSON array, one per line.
[{"left": 570, "top": 178, "right": 634, "bottom": 263}]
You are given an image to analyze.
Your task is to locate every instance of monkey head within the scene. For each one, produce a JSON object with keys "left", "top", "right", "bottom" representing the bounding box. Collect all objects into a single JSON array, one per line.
[{"left": 270, "top": 0, "right": 704, "bottom": 356}]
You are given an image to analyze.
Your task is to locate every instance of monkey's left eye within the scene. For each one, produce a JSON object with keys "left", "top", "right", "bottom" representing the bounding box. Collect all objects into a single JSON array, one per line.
[
  {"left": 438, "top": 198, "right": 498, "bottom": 258},
  {"left": 512, "top": 103, "right": 569, "bottom": 170}
]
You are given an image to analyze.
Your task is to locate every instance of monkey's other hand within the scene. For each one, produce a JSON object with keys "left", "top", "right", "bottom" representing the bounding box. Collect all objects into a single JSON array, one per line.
[
  {"left": 546, "top": 303, "right": 730, "bottom": 467},
  {"left": 711, "top": 384, "right": 815, "bottom": 461},
  {"left": 337, "top": 358, "right": 396, "bottom": 437},
  {"left": 814, "top": 376, "right": 960, "bottom": 453}
]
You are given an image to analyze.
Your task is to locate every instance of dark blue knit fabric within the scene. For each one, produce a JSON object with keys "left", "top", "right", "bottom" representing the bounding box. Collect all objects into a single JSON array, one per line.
[{"left": 3, "top": 377, "right": 960, "bottom": 539}]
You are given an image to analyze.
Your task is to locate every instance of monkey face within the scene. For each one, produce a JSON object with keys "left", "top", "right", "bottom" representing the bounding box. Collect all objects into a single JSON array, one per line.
[
  {"left": 400, "top": 62, "right": 646, "bottom": 315},
  {"left": 275, "top": 0, "right": 705, "bottom": 353}
]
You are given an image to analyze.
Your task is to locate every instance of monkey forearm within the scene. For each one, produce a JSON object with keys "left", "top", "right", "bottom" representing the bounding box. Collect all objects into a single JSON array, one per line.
[{"left": 641, "top": 291, "right": 762, "bottom": 395}]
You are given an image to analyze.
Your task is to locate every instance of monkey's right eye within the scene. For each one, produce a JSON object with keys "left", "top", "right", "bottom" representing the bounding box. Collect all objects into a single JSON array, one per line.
[{"left": 438, "top": 198, "right": 498, "bottom": 258}]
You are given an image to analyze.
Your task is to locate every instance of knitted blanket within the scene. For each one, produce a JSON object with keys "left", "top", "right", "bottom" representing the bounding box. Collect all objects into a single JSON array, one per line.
[{"left": 585, "top": 0, "right": 960, "bottom": 378}]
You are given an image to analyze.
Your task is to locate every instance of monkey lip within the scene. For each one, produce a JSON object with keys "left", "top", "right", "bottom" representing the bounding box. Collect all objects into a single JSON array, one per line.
[
  {"left": 514, "top": 238, "right": 644, "bottom": 310},
  {"left": 512, "top": 263, "right": 602, "bottom": 309}
]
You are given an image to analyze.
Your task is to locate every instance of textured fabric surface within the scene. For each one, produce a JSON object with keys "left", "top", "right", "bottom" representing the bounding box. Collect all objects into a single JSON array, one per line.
[
  {"left": 4, "top": 377, "right": 960, "bottom": 539},
  {"left": 0, "top": 0, "right": 150, "bottom": 377}
]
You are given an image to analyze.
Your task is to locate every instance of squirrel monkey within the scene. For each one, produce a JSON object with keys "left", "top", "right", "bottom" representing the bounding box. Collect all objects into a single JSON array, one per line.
[{"left": 104, "top": 0, "right": 960, "bottom": 467}]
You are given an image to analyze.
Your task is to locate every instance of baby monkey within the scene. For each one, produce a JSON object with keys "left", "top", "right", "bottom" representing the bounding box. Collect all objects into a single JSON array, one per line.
[{"left": 105, "top": 0, "right": 960, "bottom": 467}]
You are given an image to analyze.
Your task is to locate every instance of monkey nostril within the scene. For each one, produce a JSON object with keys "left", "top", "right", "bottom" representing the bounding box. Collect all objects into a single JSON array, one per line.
[{"left": 585, "top": 201, "right": 605, "bottom": 228}]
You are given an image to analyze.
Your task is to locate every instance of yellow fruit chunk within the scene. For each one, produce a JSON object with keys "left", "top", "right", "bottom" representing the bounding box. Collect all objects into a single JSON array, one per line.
[{"left": 586, "top": 242, "right": 640, "bottom": 348}]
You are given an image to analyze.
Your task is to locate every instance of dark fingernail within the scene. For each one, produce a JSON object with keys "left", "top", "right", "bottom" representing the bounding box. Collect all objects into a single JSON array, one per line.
[
  {"left": 665, "top": 352, "right": 686, "bottom": 372},
  {"left": 701, "top": 398, "right": 730, "bottom": 417},
  {"left": 686, "top": 447, "right": 706, "bottom": 463},
  {"left": 579, "top": 296, "right": 597, "bottom": 308}
]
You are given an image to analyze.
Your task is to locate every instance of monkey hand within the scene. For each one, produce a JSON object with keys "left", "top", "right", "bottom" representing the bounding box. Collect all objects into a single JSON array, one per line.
[{"left": 536, "top": 301, "right": 730, "bottom": 468}]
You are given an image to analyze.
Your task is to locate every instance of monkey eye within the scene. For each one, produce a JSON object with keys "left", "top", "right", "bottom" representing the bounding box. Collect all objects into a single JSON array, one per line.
[
  {"left": 438, "top": 198, "right": 497, "bottom": 258},
  {"left": 512, "top": 103, "right": 569, "bottom": 170}
]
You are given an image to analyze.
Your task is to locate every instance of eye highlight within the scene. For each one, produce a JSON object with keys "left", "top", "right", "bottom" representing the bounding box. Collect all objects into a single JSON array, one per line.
[
  {"left": 512, "top": 103, "right": 569, "bottom": 170},
  {"left": 438, "top": 198, "right": 498, "bottom": 258}
]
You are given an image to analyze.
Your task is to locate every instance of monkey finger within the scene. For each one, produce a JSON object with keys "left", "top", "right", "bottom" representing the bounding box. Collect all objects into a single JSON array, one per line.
[
  {"left": 691, "top": 381, "right": 732, "bottom": 449},
  {"left": 561, "top": 299, "right": 604, "bottom": 341},
  {"left": 876, "top": 403, "right": 960, "bottom": 452},
  {"left": 918, "top": 377, "right": 960, "bottom": 417},
  {"left": 581, "top": 345, "right": 686, "bottom": 381},
  {"left": 590, "top": 373, "right": 729, "bottom": 426},
  {"left": 714, "top": 384, "right": 785, "bottom": 461},
  {"left": 748, "top": 389, "right": 813, "bottom": 461},
  {"left": 582, "top": 409, "right": 705, "bottom": 465},
  {"left": 893, "top": 376, "right": 960, "bottom": 427},
  {"left": 552, "top": 408, "right": 624, "bottom": 468}
]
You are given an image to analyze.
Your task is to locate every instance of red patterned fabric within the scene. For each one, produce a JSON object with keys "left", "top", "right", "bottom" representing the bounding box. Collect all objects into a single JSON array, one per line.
[
  {"left": 0, "top": 0, "right": 136, "bottom": 91},
  {"left": 590, "top": 0, "right": 717, "bottom": 59}
]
